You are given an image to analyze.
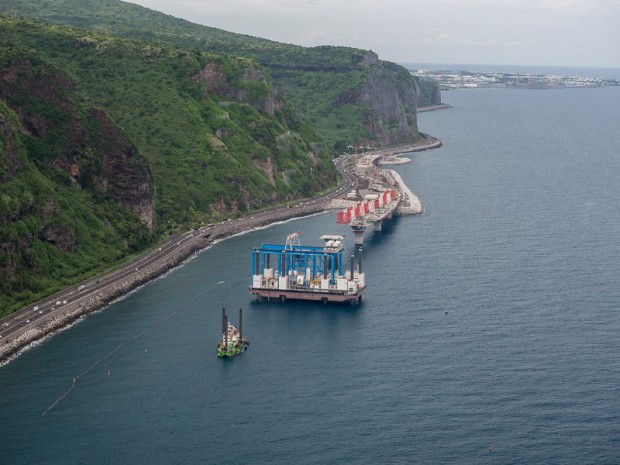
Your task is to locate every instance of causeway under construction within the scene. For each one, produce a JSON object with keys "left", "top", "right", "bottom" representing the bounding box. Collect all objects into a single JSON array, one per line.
[{"left": 249, "top": 147, "right": 428, "bottom": 305}]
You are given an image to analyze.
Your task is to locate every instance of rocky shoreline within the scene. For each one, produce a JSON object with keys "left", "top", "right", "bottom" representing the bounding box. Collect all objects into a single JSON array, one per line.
[
  {"left": 417, "top": 103, "right": 453, "bottom": 113},
  {"left": 341, "top": 134, "right": 441, "bottom": 215},
  {"left": 0, "top": 204, "right": 326, "bottom": 365},
  {"left": 0, "top": 136, "right": 442, "bottom": 365}
]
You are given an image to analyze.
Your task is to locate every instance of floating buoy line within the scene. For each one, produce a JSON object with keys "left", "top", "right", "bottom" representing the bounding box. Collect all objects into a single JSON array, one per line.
[{"left": 42, "top": 280, "right": 226, "bottom": 416}]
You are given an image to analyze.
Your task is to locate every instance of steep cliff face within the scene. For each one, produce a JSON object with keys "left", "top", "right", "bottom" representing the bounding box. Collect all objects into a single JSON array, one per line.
[
  {"left": 360, "top": 63, "right": 419, "bottom": 146},
  {"left": 87, "top": 108, "right": 156, "bottom": 231},
  {"left": 0, "top": 58, "right": 156, "bottom": 232},
  {"left": 0, "top": 54, "right": 158, "bottom": 314},
  {"left": 271, "top": 51, "right": 423, "bottom": 151},
  {"left": 415, "top": 77, "right": 443, "bottom": 107},
  {"left": 192, "top": 58, "right": 282, "bottom": 116}
]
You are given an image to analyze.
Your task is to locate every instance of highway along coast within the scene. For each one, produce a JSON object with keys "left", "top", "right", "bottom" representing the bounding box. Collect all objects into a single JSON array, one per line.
[{"left": 0, "top": 135, "right": 441, "bottom": 365}]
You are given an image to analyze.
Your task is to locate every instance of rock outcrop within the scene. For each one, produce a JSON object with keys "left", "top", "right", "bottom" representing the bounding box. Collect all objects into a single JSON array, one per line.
[
  {"left": 360, "top": 63, "right": 420, "bottom": 146},
  {"left": 193, "top": 58, "right": 282, "bottom": 116},
  {"left": 0, "top": 60, "right": 156, "bottom": 232},
  {"left": 87, "top": 108, "right": 156, "bottom": 232},
  {"left": 414, "top": 77, "right": 443, "bottom": 108},
  {"left": 40, "top": 224, "right": 77, "bottom": 252}
]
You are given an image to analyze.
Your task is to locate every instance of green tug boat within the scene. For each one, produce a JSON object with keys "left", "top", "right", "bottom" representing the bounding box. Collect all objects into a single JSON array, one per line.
[{"left": 217, "top": 307, "right": 249, "bottom": 358}]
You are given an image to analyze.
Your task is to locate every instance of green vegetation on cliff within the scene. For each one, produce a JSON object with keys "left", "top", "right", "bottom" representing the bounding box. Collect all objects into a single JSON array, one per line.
[
  {"left": 0, "top": 0, "right": 441, "bottom": 314},
  {"left": 0, "top": 84, "right": 152, "bottom": 315},
  {"left": 0, "top": 0, "right": 441, "bottom": 150},
  {"left": 0, "top": 18, "right": 335, "bottom": 226},
  {"left": 0, "top": 17, "right": 335, "bottom": 313}
]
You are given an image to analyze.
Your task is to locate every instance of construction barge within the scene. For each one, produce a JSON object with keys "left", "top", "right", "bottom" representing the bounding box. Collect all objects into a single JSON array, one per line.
[
  {"left": 217, "top": 308, "right": 248, "bottom": 358},
  {"left": 249, "top": 232, "right": 365, "bottom": 305}
]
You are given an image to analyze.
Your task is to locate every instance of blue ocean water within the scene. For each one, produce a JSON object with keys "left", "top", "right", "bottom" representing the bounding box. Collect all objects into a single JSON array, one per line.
[{"left": 1, "top": 87, "right": 620, "bottom": 464}]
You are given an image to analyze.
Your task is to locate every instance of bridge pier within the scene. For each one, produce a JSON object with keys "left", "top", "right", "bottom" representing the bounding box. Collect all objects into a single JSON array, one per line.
[
  {"left": 373, "top": 221, "right": 382, "bottom": 232},
  {"left": 351, "top": 223, "right": 367, "bottom": 247}
]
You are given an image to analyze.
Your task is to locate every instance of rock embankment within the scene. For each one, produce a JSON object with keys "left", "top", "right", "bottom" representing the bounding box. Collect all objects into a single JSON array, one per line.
[
  {"left": 417, "top": 103, "right": 453, "bottom": 113},
  {"left": 330, "top": 135, "right": 439, "bottom": 214},
  {"left": 391, "top": 169, "right": 423, "bottom": 215},
  {"left": 0, "top": 202, "right": 327, "bottom": 363}
]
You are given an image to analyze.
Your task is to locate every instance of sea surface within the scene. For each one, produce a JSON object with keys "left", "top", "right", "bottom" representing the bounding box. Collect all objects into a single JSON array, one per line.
[{"left": 2, "top": 87, "right": 620, "bottom": 464}]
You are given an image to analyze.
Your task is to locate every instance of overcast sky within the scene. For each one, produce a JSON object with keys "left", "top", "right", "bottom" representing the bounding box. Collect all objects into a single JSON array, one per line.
[{"left": 128, "top": 0, "right": 619, "bottom": 68}]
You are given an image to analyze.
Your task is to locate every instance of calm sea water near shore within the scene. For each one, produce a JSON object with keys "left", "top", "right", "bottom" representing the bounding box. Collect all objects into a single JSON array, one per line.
[{"left": 1, "top": 86, "right": 619, "bottom": 464}]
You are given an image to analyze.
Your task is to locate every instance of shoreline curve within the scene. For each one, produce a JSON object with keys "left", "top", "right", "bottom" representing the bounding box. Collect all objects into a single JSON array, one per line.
[{"left": 0, "top": 135, "right": 442, "bottom": 365}]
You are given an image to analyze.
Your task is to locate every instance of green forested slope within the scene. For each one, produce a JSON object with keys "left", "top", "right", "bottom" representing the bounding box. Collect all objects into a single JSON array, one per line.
[
  {"left": 0, "top": 0, "right": 441, "bottom": 150},
  {"left": 0, "top": 18, "right": 335, "bottom": 226},
  {"left": 0, "top": 61, "right": 154, "bottom": 315},
  {"left": 0, "top": 0, "right": 349, "bottom": 67},
  {"left": 0, "top": 0, "right": 437, "bottom": 313},
  {"left": 0, "top": 17, "right": 336, "bottom": 313}
]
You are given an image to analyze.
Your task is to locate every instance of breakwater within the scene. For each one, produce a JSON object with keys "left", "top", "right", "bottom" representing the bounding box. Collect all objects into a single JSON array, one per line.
[{"left": 331, "top": 136, "right": 439, "bottom": 215}]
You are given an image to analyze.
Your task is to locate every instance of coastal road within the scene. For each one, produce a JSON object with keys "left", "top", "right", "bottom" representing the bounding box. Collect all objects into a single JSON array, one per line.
[
  {"left": 1, "top": 134, "right": 439, "bottom": 358},
  {"left": 0, "top": 154, "right": 358, "bottom": 352},
  {"left": 0, "top": 228, "right": 199, "bottom": 342}
]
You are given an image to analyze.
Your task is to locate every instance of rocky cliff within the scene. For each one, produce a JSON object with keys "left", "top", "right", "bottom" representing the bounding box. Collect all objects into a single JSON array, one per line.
[
  {"left": 359, "top": 62, "right": 420, "bottom": 146},
  {"left": 0, "top": 50, "right": 158, "bottom": 314},
  {"left": 415, "top": 77, "right": 443, "bottom": 108},
  {"left": 192, "top": 58, "right": 282, "bottom": 117},
  {"left": 268, "top": 49, "right": 424, "bottom": 151},
  {"left": 0, "top": 58, "right": 156, "bottom": 232},
  {"left": 86, "top": 108, "right": 156, "bottom": 232}
]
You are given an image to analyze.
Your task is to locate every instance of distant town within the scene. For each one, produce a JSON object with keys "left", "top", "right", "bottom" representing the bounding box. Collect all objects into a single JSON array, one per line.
[{"left": 409, "top": 68, "right": 620, "bottom": 89}]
